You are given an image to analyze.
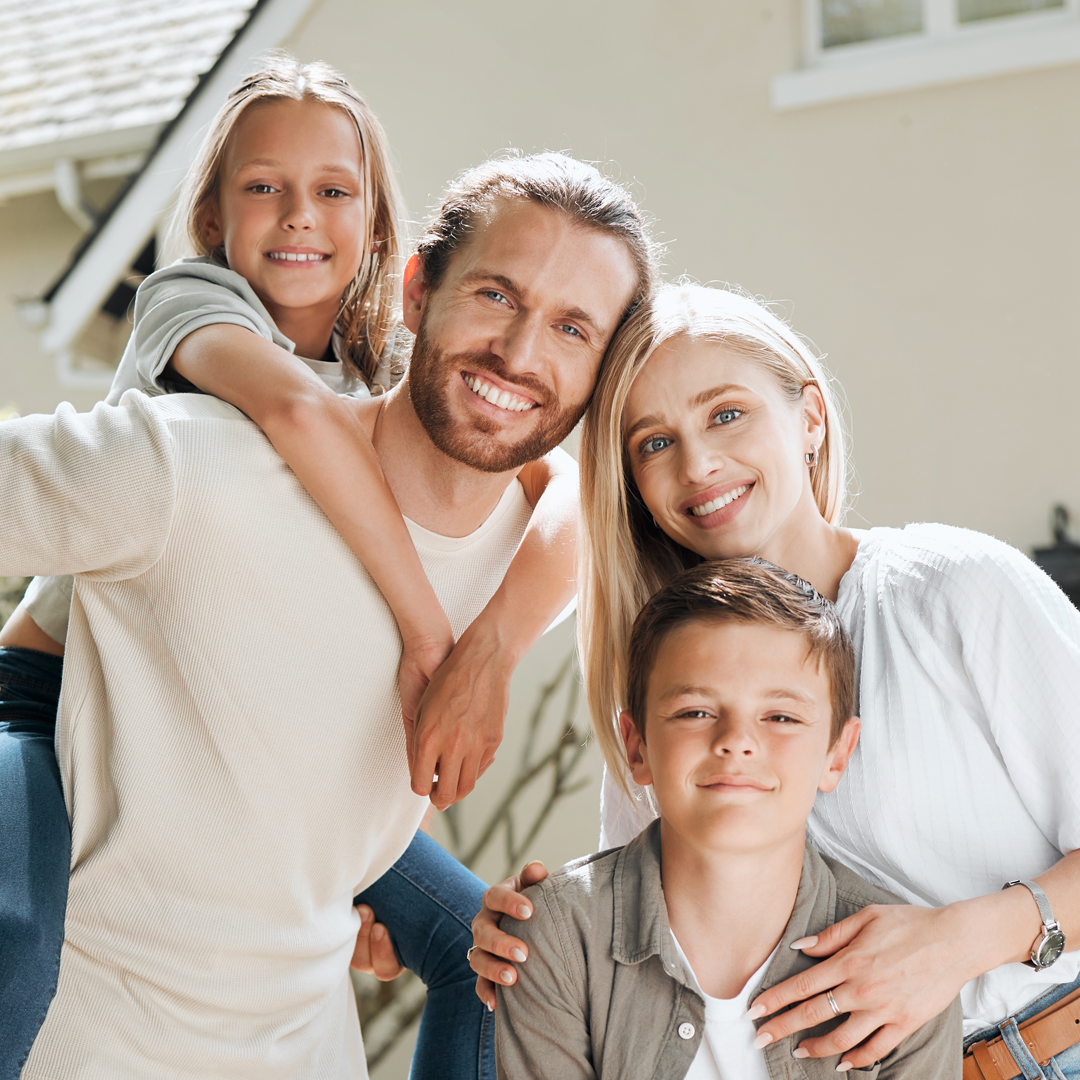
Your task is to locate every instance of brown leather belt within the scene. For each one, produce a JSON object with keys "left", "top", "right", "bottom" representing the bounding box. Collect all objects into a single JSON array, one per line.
[{"left": 963, "top": 986, "right": 1080, "bottom": 1080}]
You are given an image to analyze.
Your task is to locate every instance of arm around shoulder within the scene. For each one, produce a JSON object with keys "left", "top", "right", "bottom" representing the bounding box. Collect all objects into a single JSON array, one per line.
[{"left": 495, "top": 885, "right": 596, "bottom": 1080}]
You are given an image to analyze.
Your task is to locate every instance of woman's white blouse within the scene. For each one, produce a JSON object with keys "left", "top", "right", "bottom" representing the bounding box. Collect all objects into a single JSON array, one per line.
[{"left": 599, "top": 523, "right": 1080, "bottom": 1033}]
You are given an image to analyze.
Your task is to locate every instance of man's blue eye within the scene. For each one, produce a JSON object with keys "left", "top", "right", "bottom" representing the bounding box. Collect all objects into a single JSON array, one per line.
[
  {"left": 557, "top": 324, "right": 581, "bottom": 337},
  {"left": 641, "top": 435, "right": 672, "bottom": 455},
  {"left": 485, "top": 291, "right": 509, "bottom": 305}
]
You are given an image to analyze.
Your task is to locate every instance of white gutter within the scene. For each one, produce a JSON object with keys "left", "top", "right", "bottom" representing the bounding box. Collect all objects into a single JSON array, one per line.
[{"left": 40, "top": 0, "right": 317, "bottom": 356}]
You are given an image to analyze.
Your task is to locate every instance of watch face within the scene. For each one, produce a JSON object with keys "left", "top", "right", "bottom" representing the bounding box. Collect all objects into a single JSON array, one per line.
[{"left": 1034, "top": 930, "right": 1067, "bottom": 969}]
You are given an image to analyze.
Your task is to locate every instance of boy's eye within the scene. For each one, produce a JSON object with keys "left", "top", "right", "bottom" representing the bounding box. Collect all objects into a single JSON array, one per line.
[
  {"left": 768, "top": 714, "right": 801, "bottom": 725},
  {"left": 639, "top": 434, "right": 672, "bottom": 456},
  {"left": 675, "top": 708, "right": 713, "bottom": 720},
  {"left": 712, "top": 406, "right": 743, "bottom": 426}
]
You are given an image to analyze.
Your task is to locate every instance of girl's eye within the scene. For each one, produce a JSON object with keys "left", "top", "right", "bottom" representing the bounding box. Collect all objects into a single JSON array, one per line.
[
  {"left": 639, "top": 434, "right": 672, "bottom": 456},
  {"left": 320, "top": 188, "right": 349, "bottom": 198},
  {"left": 248, "top": 184, "right": 276, "bottom": 194},
  {"left": 712, "top": 406, "right": 743, "bottom": 426}
]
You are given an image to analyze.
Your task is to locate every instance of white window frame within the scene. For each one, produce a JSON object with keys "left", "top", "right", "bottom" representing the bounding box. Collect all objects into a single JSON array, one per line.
[{"left": 773, "top": 0, "right": 1080, "bottom": 109}]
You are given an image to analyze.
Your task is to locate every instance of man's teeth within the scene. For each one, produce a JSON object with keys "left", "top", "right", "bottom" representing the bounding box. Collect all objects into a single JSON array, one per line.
[
  {"left": 463, "top": 375, "right": 534, "bottom": 412},
  {"left": 267, "top": 252, "right": 327, "bottom": 262},
  {"left": 691, "top": 485, "right": 750, "bottom": 517}
]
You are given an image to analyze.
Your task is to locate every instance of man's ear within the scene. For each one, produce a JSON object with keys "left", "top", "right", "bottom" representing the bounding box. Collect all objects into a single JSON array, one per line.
[
  {"left": 818, "top": 717, "right": 860, "bottom": 794},
  {"left": 402, "top": 253, "right": 427, "bottom": 334},
  {"left": 619, "top": 710, "right": 653, "bottom": 787},
  {"left": 201, "top": 200, "right": 224, "bottom": 250}
]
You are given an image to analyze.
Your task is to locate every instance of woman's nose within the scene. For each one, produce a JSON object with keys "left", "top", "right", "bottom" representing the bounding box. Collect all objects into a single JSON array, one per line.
[{"left": 678, "top": 437, "right": 723, "bottom": 486}]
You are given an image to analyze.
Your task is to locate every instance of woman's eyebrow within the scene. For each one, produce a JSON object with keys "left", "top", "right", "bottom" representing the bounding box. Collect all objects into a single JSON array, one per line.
[
  {"left": 690, "top": 383, "right": 751, "bottom": 407},
  {"left": 624, "top": 413, "right": 663, "bottom": 441}
]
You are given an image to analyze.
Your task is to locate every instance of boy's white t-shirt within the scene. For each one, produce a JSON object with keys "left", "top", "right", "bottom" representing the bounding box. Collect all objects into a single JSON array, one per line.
[{"left": 671, "top": 932, "right": 774, "bottom": 1080}]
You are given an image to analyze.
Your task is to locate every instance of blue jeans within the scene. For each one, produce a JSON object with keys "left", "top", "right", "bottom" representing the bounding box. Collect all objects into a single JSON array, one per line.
[
  {"left": 0, "top": 646, "right": 492, "bottom": 1080},
  {"left": 964, "top": 972, "right": 1080, "bottom": 1080}
]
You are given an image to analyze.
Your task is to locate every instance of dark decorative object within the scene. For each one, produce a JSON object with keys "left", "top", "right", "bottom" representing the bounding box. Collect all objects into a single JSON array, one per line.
[{"left": 1033, "top": 506, "right": 1080, "bottom": 611}]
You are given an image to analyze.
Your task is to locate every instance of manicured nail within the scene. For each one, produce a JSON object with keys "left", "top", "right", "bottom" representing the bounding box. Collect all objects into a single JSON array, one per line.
[
  {"left": 746, "top": 1003, "right": 766, "bottom": 1020},
  {"left": 517, "top": 905, "right": 532, "bottom": 919},
  {"left": 789, "top": 936, "right": 817, "bottom": 950},
  {"left": 793, "top": 1047, "right": 810, "bottom": 1059},
  {"left": 499, "top": 970, "right": 514, "bottom": 985},
  {"left": 836, "top": 1063, "right": 853, "bottom": 1073},
  {"left": 752, "top": 1032, "right": 773, "bottom": 1050},
  {"left": 486, "top": 1000, "right": 495, "bottom": 1012},
  {"left": 510, "top": 948, "right": 527, "bottom": 963}
]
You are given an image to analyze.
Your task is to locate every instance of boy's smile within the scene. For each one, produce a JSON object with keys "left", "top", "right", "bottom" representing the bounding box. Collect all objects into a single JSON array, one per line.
[{"left": 622, "top": 618, "right": 859, "bottom": 859}]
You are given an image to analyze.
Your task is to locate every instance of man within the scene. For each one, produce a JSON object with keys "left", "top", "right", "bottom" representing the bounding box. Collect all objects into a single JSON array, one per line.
[{"left": 0, "top": 153, "right": 652, "bottom": 1079}]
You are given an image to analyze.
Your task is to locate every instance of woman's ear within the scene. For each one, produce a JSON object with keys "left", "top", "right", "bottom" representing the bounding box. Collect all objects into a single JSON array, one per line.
[
  {"left": 802, "top": 381, "right": 827, "bottom": 455},
  {"left": 619, "top": 710, "right": 653, "bottom": 787},
  {"left": 818, "top": 717, "right": 860, "bottom": 793},
  {"left": 402, "top": 254, "right": 427, "bottom": 334}
]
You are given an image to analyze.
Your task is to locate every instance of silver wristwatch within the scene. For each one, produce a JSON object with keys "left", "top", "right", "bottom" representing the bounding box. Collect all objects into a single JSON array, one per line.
[{"left": 1002, "top": 879, "right": 1066, "bottom": 969}]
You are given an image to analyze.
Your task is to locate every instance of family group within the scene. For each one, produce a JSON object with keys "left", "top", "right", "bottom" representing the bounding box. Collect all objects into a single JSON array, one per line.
[{"left": 1, "top": 55, "right": 1078, "bottom": 1080}]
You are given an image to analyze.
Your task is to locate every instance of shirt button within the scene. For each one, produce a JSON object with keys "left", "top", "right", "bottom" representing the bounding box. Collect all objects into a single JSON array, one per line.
[{"left": 678, "top": 1022, "right": 695, "bottom": 1040}]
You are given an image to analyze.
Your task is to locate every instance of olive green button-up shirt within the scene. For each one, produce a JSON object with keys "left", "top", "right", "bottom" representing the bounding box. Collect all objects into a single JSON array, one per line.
[{"left": 496, "top": 820, "right": 961, "bottom": 1079}]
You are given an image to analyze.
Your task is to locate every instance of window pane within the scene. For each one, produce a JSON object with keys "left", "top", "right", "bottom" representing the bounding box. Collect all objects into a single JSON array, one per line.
[
  {"left": 958, "top": 0, "right": 1064, "bottom": 22},
  {"left": 821, "top": 0, "right": 924, "bottom": 47}
]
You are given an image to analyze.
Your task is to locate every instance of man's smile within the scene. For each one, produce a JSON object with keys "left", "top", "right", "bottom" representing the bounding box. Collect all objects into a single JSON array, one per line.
[{"left": 461, "top": 372, "right": 539, "bottom": 413}]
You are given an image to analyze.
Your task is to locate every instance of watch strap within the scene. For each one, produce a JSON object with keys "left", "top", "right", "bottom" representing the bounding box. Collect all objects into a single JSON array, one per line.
[{"left": 1003, "top": 879, "right": 1058, "bottom": 929}]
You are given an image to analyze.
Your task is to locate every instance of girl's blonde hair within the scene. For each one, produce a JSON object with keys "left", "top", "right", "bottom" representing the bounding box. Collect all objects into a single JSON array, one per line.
[
  {"left": 166, "top": 54, "right": 405, "bottom": 387},
  {"left": 578, "top": 282, "right": 850, "bottom": 792}
]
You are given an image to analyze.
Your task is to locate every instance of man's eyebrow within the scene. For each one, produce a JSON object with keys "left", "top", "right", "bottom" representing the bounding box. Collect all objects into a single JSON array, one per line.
[{"left": 459, "top": 270, "right": 606, "bottom": 336}]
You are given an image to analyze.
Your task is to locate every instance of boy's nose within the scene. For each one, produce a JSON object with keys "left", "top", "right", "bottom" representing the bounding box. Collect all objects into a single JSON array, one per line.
[{"left": 711, "top": 719, "right": 758, "bottom": 756}]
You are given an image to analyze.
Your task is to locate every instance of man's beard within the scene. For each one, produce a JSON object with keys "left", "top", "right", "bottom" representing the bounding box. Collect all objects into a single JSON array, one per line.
[{"left": 408, "top": 318, "right": 587, "bottom": 474}]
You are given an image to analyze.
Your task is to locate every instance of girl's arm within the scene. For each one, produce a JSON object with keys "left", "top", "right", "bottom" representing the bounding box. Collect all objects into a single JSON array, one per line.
[
  {"left": 168, "top": 324, "right": 454, "bottom": 725},
  {"left": 406, "top": 449, "right": 578, "bottom": 809}
]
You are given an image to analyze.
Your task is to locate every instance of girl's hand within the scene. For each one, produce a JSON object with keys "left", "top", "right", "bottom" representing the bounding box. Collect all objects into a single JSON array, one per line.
[
  {"left": 399, "top": 631, "right": 454, "bottom": 750},
  {"left": 350, "top": 905, "right": 406, "bottom": 980},
  {"left": 469, "top": 862, "right": 550, "bottom": 1010},
  {"left": 408, "top": 620, "right": 513, "bottom": 809},
  {"left": 750, "top": 903, "right": 971, "bottom": 1070}
]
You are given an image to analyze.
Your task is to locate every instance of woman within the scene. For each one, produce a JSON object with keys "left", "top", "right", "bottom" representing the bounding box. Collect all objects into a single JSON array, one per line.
[{"left": 470, "top": 282, "right": 1080, "bottom": 1077}]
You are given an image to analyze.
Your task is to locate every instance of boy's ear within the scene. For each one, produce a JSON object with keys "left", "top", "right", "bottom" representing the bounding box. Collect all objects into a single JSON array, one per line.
[
  {"left": 201, "top": 200, "right": 224, "bottom": 250},
  {"left": 818, "top": 717, "right": 860, "bottom": 794},
  {"left": 619, "top": 710, "right": 653, "bottom": 787},
  {"left": 402, "top": 254, "right": 427, "bottom": 334}
]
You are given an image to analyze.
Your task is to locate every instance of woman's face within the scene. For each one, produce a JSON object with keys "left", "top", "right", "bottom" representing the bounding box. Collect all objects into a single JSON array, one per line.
[{"left": 623, "top": 335, "right": 824, "bottom": 563}]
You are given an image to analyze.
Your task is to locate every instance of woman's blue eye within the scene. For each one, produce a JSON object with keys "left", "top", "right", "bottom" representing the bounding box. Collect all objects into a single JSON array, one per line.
[
  {"left": 640, "top": 435, "right": 672, "bottom": 455},
  {"left": 713, "top": 407, "right": 742, "bottom": 425}
]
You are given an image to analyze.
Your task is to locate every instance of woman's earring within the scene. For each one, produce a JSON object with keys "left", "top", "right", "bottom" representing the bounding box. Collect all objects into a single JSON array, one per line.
[{"left": 805, "top": 445, "right": 818, "bottom": 467}]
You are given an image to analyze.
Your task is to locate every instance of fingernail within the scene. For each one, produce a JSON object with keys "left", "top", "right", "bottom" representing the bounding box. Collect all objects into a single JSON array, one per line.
[
  {"left": 517, "top": 905, "right": 532, "bottom": 919},
  {"left": 486, "top": 1000, "right": 494, "bottom": 1012},
  {"left": 746, "top": 1003, "right": 766, "bottom": 1020},
  {"left": 793, "top": 1047, "right": 810, "bottom": 1059},
  {"left": 357, "top": 906, "right": 369, "bottom": 923},
  {"left": 836, "top": 1063, "right": 853, "bottom": 1073},
  {"left": 510, "top": 948, "right": 527, "bottom": 963},
  {"left": 752, "top": 1032, "right": 773, "bottom": 1050},
  {"left": 373, "top": 925, "right": 385, "bottom": 941},
  {"left": 789, "top": 935, "right": 817, "bottom": 950},
  {"left": 499, "top": 970, "right": 514, "bottom": 985}
]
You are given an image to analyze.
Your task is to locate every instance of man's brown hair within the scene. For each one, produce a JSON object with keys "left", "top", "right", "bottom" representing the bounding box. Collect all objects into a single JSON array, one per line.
[
  {"left": 625, "top": 559, "right": 855, "bottom": 745},
  {"left": 414, "top": 151, "right": 658, "bottom": 321}
]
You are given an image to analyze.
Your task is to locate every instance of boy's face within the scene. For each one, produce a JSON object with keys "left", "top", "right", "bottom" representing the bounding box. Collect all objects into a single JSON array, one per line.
[{"left": 621, "top": 618, "right": 859, "bottom": 858}]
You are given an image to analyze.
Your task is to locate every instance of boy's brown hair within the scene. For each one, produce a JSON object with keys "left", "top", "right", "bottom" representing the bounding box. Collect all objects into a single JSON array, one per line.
[{"left": 625, "top": 558, "right": 855, "bottom": 746}]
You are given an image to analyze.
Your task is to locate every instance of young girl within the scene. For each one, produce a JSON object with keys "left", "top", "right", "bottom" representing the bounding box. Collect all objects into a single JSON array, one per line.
[{"left": 0, "top": 55, "right": 575, "bottom": 1080}]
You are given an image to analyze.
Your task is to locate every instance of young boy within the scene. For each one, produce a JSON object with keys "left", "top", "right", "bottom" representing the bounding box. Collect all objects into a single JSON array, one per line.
[{"left": 495, "top": 559, "right": 962, "bottom": 1079}]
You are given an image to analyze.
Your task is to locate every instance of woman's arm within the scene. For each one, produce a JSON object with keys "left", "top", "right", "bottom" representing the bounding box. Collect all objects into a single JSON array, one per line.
[
  {"left": 407, "top": 450, "right": 579, "bottom": 809},
  {"left": 168, "top": 324, "right": 455, "bottom": 725}
]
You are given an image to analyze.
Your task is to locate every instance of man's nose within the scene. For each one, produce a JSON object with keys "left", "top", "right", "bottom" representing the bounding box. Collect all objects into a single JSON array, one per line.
[{"left": 493, "top": 313, "right": 544, "bottom": 374}]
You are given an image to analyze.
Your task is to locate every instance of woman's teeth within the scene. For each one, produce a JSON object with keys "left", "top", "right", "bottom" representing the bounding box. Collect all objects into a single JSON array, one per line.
[
  {"left": 267, "top": 252, "right": 328, "bottom": 262},
  {"left": 463, "top": 374, "right": 535, "bottom": 412},
  {"left": 691, "top": 485, "right": 750, "bottom": 517}
]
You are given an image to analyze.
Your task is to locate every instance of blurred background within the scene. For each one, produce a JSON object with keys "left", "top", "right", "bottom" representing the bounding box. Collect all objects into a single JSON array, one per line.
[{"left": 3, "top": 0, "right": 1079, "bottom": 1072}]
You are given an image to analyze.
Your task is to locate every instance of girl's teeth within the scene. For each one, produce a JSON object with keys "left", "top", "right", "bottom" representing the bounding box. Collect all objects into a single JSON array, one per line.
[
  {"left": 691, "top": 485, "right": 750, "bottom": 517},
  {"left": 268, "top": 252, "right": 325, "bottom": 261}
]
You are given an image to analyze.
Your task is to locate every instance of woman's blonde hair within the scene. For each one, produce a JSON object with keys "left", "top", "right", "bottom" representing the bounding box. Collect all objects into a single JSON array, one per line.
[
  {"left": 578, "top": 282, "right": 850, "bottom": 791},
  {"left": 165, "top": 54, "right": 405, "bottom": 387}
]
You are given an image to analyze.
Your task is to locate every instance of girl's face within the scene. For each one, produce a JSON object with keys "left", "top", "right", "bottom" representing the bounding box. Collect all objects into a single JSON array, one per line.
[
  {"left": 622, "top": 335, "right": 825, "bottom": 564},
  {"left": 202, "top": 97, "right": 368, "bottom": 337}
]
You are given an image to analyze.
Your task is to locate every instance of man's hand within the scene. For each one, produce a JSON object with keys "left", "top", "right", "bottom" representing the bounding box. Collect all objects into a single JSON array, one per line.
[
  {"left": 408, "top": 620, "right": 513, "bottom": 809},
  {"left": 469, "top": 861, "right": 550, "bottom": 1010},
  {"left": 748, "top": 903, "right": 970, "bottom": 1071},
  {"left": 350, "top": 905, "right": 406, "bottom": 980}
]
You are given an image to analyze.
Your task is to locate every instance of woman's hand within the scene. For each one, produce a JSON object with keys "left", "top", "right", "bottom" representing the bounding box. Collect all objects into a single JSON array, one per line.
[
  {"left": 398, "top": 631, "right": 454, "bottom": 752},
  {"left": 469, "top": 862, "right": 550, "bottom": 1010},
  {"left": 407, "top": 619, "right": 514, "bottom": 809},
  {"left": 350, "top": 905, "right": 406, "bottom": 980},
  {"left": 750, "top": 903, "right": 975, "bottom": 1070}
]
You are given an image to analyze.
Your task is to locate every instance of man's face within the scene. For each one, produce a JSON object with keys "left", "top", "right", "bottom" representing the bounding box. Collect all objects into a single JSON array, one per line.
[
  {"left": 621, "top": 618, "right": 858, "bottom": 859},
  {"left": 404, "top": 200, "right": 639, "bottom": 473}
]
